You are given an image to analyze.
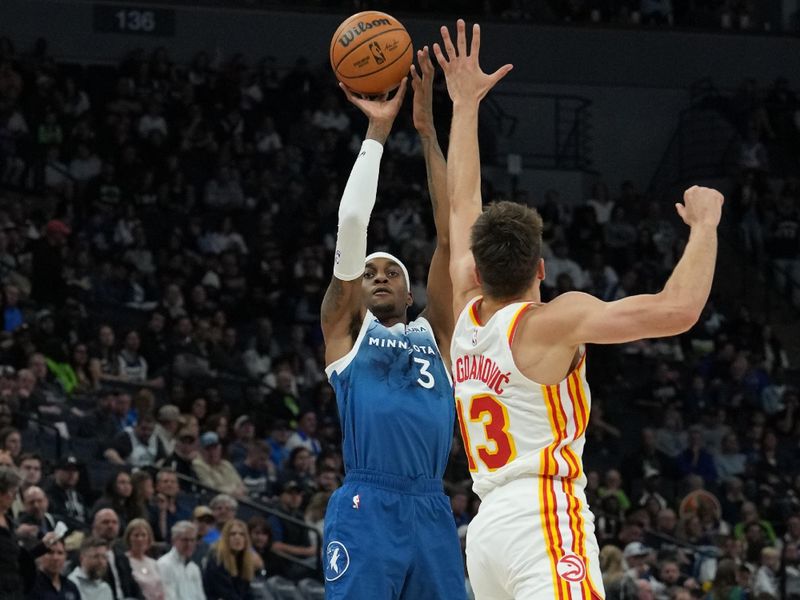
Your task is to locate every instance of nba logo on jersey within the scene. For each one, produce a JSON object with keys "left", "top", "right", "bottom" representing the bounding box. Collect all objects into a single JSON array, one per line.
[
  {"left": 352, "top": 494, "right": 360, "bottom": 509},
  {"left": 471, "top": 328, "right": 478, "bottom": 346}
]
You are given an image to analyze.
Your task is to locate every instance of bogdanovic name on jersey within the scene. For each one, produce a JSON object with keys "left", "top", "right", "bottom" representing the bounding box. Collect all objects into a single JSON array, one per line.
[
  {"left": 367, "top": 336, "right": 437, "bottom": 355},
  {"left": 453, "top": 354, "right": 510, "bottom": 395}
]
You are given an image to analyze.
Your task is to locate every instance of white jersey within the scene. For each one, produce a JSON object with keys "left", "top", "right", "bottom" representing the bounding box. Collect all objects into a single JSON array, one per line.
[
  {"left": 452, "top": 297, "right": 605, "bottom": 598},
  {"left": 450, "top": 297, "right": 592, "bottom": 500}
]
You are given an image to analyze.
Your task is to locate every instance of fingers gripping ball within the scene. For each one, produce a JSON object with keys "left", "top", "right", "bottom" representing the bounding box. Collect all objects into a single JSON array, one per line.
[{"left": 330, "top": 11, "right": 413, "bottom": 96}]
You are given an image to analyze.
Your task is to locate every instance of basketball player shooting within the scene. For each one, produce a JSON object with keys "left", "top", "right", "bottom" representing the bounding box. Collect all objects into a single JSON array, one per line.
[
  {"left": 433, "top": 19, "right": 724, "bottom": 599},
  {"left": 320, "top": 49, "right": 466, "bottom": 599}
]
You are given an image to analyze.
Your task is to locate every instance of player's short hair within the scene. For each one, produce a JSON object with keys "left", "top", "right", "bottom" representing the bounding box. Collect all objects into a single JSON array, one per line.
[{"left": 471, "top": 201, "right": 544, "bottom": 299}]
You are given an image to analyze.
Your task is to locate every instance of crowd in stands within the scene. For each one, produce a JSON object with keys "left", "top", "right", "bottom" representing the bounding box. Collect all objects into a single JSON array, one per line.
[
  {"left": 711, "top": 76, "right": 800, "bottom": 311},
  {"left": 0, "top": 24, "right": 798, "bottom": 600}
]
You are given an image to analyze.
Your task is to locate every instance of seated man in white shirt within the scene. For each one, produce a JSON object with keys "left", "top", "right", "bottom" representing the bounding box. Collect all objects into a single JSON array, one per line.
[{"left": 157, "top": 520, "right": 206, "bottom": 600}]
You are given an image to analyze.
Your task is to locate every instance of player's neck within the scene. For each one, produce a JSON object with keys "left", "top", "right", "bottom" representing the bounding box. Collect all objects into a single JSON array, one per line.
[
  {"left": 482, "top": 289, "right": 540, "bottom": 312},
  {"left": 377, "top": 316, "right": 407, "bottom": 328}
]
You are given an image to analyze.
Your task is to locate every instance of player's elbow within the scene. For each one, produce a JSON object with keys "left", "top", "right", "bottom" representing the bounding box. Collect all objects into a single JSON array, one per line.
[
  {"left": 338, "top": 209, "right": 369, "bottom": 232},
  {"left": 658, "top": 303, "right": 701, "bottom": 335}
]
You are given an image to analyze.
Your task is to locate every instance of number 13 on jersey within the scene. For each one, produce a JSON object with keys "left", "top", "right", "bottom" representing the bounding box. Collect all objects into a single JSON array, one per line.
[{"left": 456, "top": 394, "right": 517, "bottom": 472}]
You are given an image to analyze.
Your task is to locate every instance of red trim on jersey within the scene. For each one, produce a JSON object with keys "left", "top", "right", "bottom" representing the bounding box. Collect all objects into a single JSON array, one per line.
[{"left": 507, "top": 302, "right": 534, "bottom": 346}]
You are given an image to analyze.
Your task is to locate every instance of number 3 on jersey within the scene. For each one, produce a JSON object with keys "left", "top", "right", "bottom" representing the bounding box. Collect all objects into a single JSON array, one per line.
[
  {"left": 456, "top": 394, "right": 517, "bottom": 472},
  {"left": 414, "top": 357, "right": 434, "bottom": 389}
]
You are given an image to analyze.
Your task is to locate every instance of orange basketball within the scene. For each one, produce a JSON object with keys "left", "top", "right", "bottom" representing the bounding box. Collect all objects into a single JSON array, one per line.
[{"left": 330, "top": 11, "right": 413, "bottom": 96}]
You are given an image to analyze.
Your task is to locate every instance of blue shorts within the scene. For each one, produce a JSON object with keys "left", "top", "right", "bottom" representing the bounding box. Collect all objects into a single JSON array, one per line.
[{"left": 323, "top": 469, "right": 467, "bottom": 600}]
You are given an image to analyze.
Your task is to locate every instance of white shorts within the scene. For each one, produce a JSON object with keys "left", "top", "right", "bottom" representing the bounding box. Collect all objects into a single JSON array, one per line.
[{"left": 466, "top": 477, "right": 605, "bottom": 600}]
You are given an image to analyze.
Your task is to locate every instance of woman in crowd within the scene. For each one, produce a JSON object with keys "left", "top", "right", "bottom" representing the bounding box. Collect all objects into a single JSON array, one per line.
[
  {"left": 247, "top": 516, "right": 281, "bottom": 577},
  {"left": 132, "top": 469, "right": 154, "bottom": 508},
  {"left": 706, "top": 558, "right": 747, "bottom": 599},
  {"left": 125, "top": 518, "right": 166, "bottom": 600},
  {"left": 67, "top": 342, "right": 94, "bottom": 393},
  {"left": 203, "top": 518, "right": 255, "bottom": 600},
  {"left": 0, "top": 426, "right": 21, "bottom": 461},
  {"left": 206, "top": 413, "right": 230, "bottom": 448},
  {"left": 92, "top": 468, "right": 146, "bottom": 528}
]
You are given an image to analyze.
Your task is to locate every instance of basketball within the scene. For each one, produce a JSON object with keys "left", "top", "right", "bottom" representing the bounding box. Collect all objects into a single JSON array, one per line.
[{"left": 329, "top": 11, "right": 413, "bottom": 96}]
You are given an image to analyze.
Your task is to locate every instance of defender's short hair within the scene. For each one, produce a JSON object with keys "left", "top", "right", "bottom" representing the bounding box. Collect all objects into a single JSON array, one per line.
[{"left": 470, "top": 201, "right": 544, "bottom": 299}]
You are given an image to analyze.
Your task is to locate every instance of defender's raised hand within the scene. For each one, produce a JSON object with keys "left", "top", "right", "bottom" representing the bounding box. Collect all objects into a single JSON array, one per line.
[
  {"left": 432, "top": 19, "right": 512, "bottom": 105},
  {"left": 411, "top": 46, "right": 436, "bottom": 139}
]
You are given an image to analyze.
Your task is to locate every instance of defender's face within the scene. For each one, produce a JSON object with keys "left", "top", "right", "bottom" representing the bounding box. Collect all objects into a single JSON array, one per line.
[{"left": 362, "top": 258, "right": 410, "bottom": 317}]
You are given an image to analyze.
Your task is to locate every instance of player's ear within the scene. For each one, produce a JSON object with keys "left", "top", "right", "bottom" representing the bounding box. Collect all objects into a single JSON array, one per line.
[
  {"left": 537, "top": 258, "right": 545, "bottom": 281},
  {"left": 406, "top": 290, "right": 413, "bottom": 307},
  {"left": 473, "top": 264, "right": 482, "bottom": 285}
]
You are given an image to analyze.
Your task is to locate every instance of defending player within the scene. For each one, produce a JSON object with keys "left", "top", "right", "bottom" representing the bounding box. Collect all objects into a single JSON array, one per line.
[
  {"left": 320, "top": 49, "right": 466, "bottom": 600},
  {"left": 434, "top": 20, "right": 724, "bottom": 599}
]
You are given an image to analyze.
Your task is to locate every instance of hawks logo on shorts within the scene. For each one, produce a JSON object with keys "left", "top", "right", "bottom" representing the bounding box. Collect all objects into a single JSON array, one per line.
[
  {"left": 557, "top": 553, "right": 587, "bottom": 582},
  {"left": 325, "top": 541, "right": 350, "bottom": 581}
]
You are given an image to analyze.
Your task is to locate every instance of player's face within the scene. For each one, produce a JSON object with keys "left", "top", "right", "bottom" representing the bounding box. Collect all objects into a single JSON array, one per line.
[{"left": 362, "top": 258, "right": 410, "bottom": 318}]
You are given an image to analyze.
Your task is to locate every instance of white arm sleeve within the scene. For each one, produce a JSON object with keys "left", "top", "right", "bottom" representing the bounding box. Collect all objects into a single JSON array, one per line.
[{"left": 333, "top": 138, "right": 384, "bottom": 281}]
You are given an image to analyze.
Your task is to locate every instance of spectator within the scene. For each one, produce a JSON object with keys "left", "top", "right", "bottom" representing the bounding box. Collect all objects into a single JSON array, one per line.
[
  {"left": 0, "top": 425, "right": 21, "bottom": 460},
  {"left": 78, "top": 389, "right": 123, "bottom": 440},
  {"left": 705, "top": 558, "right": 745, "bottom": 599},
  {"left": 599, "top": 469, "right": 631, "bottom": 512},
  {"left": 236, "top": 441, "right": 276, "bottom": 499},
  {"left": 207, "top": 494, "right": 237, "bottom": 545},
  {"left": 89, "top": 326, "right": 122, "bottom": 388},
  {"left": 676, "top": 426, "right": 718, "bottom": 485},
  {"left": 92, "top": 468, "right": 146, "bottom": 529},
  {"left": 44, "top": 456, "right": 88, "bottom": 523},
  {"left": 247, "top": 517, "right": 280, "bottom": 577},
  {"left": 733, "top": 501, "right": 777, "bottom": 546},
  {"left": 715, "top": 433, "right": 747, "bottom": 481},
  {"left": 156, "top": 521, "right": 205, "bottom": 600},
  {"left": 268, "top": 480, "right": 316, "bottom": 580},
  {"left": 600, "top": 544, "right": 638, "bottom": 598},
  {"left": 285, "top": 410, "right": 321, "bottom": 456},
  {"left": 783, "top": 541, "right": 800, "bottom": 598},
  {"left": 149, "top": 468, "right": 190, "bottom": 543},
  {"left": 192, "top": 432, "right": 246, "bottom": 497},
  {"left": 0, "top": 466, "right": 57, "bottom": 599},
  {"left": 202, "top": 519, "right": 255, "bottom": 600},
  {"left": 27, "top": 539, "right": 81, "bottom": 599},
  {"left": 192, "top": 505, "right": 215, "bottom": 556},
  {"left": 265, "top": 419, "right": 291, "bottom": 468},
  {"left": 104, "top": 412, "right": 167, "bottom": 468},
  {"left": 162, "top": 426, "right": 198, "bottom": 487},
  {"left": 753, "top": 546, "right": 780, "bottom": 597},
  {"left": 17, "top": 485, "right": 56, "bottom": 539},
  {"left": 545, "top": 241, "right": 586, "bottom": 291},
  {"left": 279, "top": 447, "right": 315, "bottom": 494},
  {"left": 13, "top": 453, "right": 43, "bottom": 516},
  {"left": 154, "top": 405, "right": 180, "bottom": 456},
  {"left": 124, "top": 519, "right": 165, "bottom": 600},
  {"left": 91, "top": 508, "right": 142, "bottom": 600},
  {"left": 227, "top": 415, "right": 255, "bottom": 465},
  {"left": 118, "top": 330, "right": 163, "bottom": 388},
  {"left": 68, "top": 537, "right": 114, "bottom": 600}
]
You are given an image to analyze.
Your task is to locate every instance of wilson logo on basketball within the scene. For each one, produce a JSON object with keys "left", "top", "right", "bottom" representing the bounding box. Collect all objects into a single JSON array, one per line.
[
  {"left": 338, "top": 18, "right": 392, "bottom": 48},
  {"left": 557, "top": 554, "right": 586, "bottom": 582}
]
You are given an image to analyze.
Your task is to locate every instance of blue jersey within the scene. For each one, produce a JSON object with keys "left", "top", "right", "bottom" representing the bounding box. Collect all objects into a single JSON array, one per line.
[{"left": 325, "top": 312, "right": 454, "bottom": 480}]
